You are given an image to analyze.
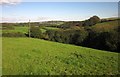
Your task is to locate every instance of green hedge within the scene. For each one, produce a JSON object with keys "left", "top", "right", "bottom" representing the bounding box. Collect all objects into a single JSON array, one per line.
[{"left": 2, "top": 32, "right": 26, "bottom": 37}]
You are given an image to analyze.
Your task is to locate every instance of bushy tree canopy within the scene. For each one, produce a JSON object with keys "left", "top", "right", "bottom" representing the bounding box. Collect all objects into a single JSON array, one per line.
[{"left": 29, "top": 26, "right": 42, "bottom": 38}]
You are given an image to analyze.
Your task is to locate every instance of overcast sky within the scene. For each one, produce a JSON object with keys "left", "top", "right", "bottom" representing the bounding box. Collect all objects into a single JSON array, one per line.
[{"left": 0, "top": 0, "right": 118, "bottom": 23}]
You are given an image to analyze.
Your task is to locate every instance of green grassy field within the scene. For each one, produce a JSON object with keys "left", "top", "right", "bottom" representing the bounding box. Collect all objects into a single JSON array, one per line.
[
  {"left": 40, "top": 28, "right": 46, "bottom": 33},
  {"left": 2, "top": 27, "right": 28, "bottom": 34},
  {"left": 2, "top": 37, "right": 119, "bottom": 75},
  {"left": 40, "top": 27, "right": 60, "bottom": 33},
  {"left": 2, "top": 26, "right": 60, "bottom": 34},
  {"left": 92, "top": 20, "right": 118, "bottom": 32}
]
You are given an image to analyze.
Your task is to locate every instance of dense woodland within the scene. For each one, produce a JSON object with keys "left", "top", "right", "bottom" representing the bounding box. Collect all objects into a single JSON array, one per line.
[{"left": 2, "top": 16, "right": 120, "bottom": 52}]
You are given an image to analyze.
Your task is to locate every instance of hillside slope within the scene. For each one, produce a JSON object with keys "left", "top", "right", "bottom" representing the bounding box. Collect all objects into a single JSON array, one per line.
[
  {"left": 92, "top": 20, "right": 118, "bottom": 32},
  {"left": 2, "top": 37, "right": 119, "bottom": 75}
]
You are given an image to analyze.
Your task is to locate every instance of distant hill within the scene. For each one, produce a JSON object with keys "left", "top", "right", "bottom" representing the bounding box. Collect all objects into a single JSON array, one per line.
[{"left": 101, "top": 17, "right": 119, "bottom": 20}]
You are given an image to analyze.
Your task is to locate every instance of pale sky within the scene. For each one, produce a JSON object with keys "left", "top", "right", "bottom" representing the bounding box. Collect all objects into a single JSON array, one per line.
[{"left": 0, "top": 0, "right": 119, "bottom": 23}]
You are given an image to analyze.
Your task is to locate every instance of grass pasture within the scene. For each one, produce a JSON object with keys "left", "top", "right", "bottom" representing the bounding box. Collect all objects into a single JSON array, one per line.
[
  {"left": 2, "top": 37, "right": 119, "bottom": 75},
  {"left": 40, "top": 27, "right": 60, "bottom": 33},
  {"left": 2, "top": 26, "right": 29, "bottom": 34},
  {"left": 92, "top": 20, "right": 118, "bottom": 32},
  {"left": 2, "top": 26, "right": 59, "bottom": 34}
]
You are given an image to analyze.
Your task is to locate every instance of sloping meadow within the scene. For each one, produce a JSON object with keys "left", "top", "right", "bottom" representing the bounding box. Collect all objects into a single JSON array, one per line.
[{"left": 2, "top": 37, "right": 119, "bottom": 75}]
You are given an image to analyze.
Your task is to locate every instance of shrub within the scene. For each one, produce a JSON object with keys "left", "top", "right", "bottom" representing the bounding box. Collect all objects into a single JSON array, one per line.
[
  {"left": 2, "top": 23, "right": 15, "bottom": 30},
  {"left": 29, "top": 26, "right": 42, "bottom": 38},
  {"left": 46, "top": 30, "right": 56, "bottom": 41},
  {"left": 82, "top": 30, "right": 119, "bottom": 52},
  {"left": 75, "top": 30, "right": 88, "bottom": 45},
  {"left": 105, "top": 31, "right": 119, "bottom": 52},
  {"left": 2, "top": 32, "right": 26, "bottom": 37},
  {"left": 46, "top": 28, "right": 88, "bottom": 45},
  {"left": 54, "top": 30, "right": 63, "bottom": 43}
]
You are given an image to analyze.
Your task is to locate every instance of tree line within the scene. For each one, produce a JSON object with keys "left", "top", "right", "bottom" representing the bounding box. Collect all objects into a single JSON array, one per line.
[{"left": 2, "top": 16, "right": 120, "bottom": 52}]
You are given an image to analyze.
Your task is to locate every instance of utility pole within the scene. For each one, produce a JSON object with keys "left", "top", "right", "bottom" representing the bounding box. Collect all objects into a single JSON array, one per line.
[{"left": 28, "top": 19, "right": 30, "bottom": 38}]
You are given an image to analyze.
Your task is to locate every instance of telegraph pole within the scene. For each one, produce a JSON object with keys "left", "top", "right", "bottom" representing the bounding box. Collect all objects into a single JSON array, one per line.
[{"left": 28, "top": 19, "right": 30, "bottom": 37}]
